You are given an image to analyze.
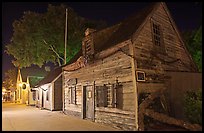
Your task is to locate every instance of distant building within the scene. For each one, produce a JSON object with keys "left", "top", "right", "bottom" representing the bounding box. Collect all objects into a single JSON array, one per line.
[
  {"left": 15, "top": 67, "right": 47, "bottom": 105},
  {"left": 35, "top": 66, "right": 63, "bottom": 111}
]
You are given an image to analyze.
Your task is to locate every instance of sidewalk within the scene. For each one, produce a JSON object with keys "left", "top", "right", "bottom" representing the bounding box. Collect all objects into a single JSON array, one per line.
[{"left": 2, "top": 102, "right": 120, "bottom": 131}]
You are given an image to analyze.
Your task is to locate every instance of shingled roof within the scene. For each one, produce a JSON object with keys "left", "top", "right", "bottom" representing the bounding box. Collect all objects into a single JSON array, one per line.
[
  {"left": 28, "top": 76, "right": 44, "bottom": 88},
  {"left": 91, "top": 2, "right": 159, "bottom": 53},
  {"left": 21, "top": 66, "right": 48, "bottom": 82},
  {"left": 36, "top": 66, "right": 63, "bottom": 87},
  {"left": 63, "top": 2, "right": 160, "bottom": 68}
]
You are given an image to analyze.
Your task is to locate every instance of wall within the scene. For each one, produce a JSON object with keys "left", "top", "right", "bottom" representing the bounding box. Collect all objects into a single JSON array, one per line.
[
  {"left": 36, "top": 83, "right": 53, "bottom": 110},
  {"left": 54, "top": 75, "right": 63, "bottom": 111},
  {"left": 28, "top": 88, "right": 36, "bottom": 105},
  {"left": 132, "top": 3, "right": 195, "bottom": 73},
  {"left": 166, "top": 71, "right": 202, "bottom": 120},
  {"left": 63, "top": 46, "right": 136, "bottom": 130}
]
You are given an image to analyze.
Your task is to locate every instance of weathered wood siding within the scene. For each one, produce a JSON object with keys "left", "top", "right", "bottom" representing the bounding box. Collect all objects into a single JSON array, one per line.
[
  {"left": 95, "top": 108, "right": 136, "bottom": 130},
  {"left": 54, "top": 75, "right": 63, "bottom": 110},
  {"left": 64, "top": 84, "right": 82, "bottom": 117},
  {"left": 166, "top": 72, "right": 202, "bottom": 120},
  {"left": 132, "top": 3, "right": 194, "bottom": 73},
  {"left": 64, "top": 46, "right": 136, "bottom": 130},
  {"left": 62, "top": 3, "right": 197, "bottom": 131}
]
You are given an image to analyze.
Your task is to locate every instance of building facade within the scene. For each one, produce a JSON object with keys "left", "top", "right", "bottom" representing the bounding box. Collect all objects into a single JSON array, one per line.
[{"left": 61, "top": 2, "right": 199, "bottom": 130}]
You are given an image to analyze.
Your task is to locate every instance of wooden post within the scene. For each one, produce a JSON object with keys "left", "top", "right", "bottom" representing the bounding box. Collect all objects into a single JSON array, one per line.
[
  {"left": 129, "top": 40, "right": 139, "bottom": 130},
  {"left": 62, "top": 71, "right": 65, "bottom": 112},
  {"left": 64, "top": 8, "right": 68, "bottom": 65}
]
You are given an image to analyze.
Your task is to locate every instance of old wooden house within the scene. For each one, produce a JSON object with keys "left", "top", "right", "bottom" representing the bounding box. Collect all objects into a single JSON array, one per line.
[
  {"left": 35, "top": 66, "right": 63, "bottom": 111},
  {"left": 62, "top": 2, "right": 199, "bottom": 131}
]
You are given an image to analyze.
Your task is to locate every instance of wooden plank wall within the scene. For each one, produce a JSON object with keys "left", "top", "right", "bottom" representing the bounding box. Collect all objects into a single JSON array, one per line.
[
  {"left": 62, "top": 3, "right": 196, "bottom": 130},
  {"left": 54, "top": 76, "right": 63, "bottom": 111},
  {"left": 63, "top": 46, "right": 136, "bottom": 130},
  {"left": 132, "top": 4, "right": 193, "bottom": 73},
  {"left": 166, "top": 71, "right": 202, "bottom": 120}
]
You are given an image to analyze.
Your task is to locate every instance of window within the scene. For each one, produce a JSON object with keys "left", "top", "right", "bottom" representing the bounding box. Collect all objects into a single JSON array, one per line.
[
  {"left": 33, "top": 91, "right": 36, "bottom": 101},
  {"left": 152, "top": 22, "right": 162, "bottom": 46},
  {"left": 136, "top": 71, "right": 145, "bottom": 82},
  {"left": 96, "top": 86, "right": 108, "bottom": 107},
  {"left": 95, "top": 84, "right": 123, "bottom": 109},
  {"left": 69, "top": 86, "right": 76, "bottom": 104}
]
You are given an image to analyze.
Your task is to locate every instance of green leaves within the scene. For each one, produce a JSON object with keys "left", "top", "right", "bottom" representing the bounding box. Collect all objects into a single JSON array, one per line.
[
  {"left": 2, "top": 68, "right": 18, "bottom": 92},
  {"left": 183, "top": 25, "right": 202, "bottom": 72},
  {"left": 5, "top": 4, "right": 106, "bottom": 68},
  {"left": 183, "top": 89, "right": 202, "bottom": 125}
]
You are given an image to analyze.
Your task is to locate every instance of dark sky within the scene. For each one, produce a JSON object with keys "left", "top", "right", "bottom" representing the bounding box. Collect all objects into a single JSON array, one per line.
[{"left": 2, "top": 2, "right": 202, "bottom": 81}]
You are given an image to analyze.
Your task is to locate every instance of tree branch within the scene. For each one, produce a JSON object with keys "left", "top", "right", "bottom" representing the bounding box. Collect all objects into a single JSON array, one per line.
[{"left": 43, "top": 39, "right": 64, "bottom": 66}]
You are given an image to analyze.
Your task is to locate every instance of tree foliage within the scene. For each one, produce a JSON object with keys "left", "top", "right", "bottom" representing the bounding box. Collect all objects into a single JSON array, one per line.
[
  {"left": 5, "top": 4, "right": 106, "bottom": 68},
  {"left": 183, "top": 89, "right": 202, "bottom": 125},
  {"left": 2, "top": 68, "right": 18, "bottom": 92},
  {"left": 182, "top": 25, "right": 202, "bottom": 72}
]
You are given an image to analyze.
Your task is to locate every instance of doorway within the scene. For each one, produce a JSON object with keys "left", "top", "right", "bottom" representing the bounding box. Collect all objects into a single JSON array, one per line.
[
  {"left": 83, "top": 85, "right": 94, "bottom": 120},
  {"left": 41, "top": 91, "right": 44, "bottom": 108}
]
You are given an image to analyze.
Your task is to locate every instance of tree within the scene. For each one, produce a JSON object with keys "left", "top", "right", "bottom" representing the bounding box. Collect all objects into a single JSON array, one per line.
[
  {"left": 5, "top": 4, "right": 106, "bottom": 68},
  {"left": 182, "top": 25, "right": 202, "bottom": 72},
  {"left": 2, "top": 68, "right": 18, "bottom": 92},
  {"left": 184, "top": 89, "right": 202, "bottom": 125}
]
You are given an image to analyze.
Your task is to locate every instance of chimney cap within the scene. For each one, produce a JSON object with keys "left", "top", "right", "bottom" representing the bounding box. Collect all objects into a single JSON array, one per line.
[{"left": 85, "top": 28, "right": 96, "bottom": 36}]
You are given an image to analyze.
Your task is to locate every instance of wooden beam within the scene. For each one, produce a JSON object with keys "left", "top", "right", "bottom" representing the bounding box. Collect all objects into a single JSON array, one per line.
[
  {"left": 144, "top": 109, "right": 202, "bottom": 131},
  {"left": 62, "top": 71, "right": 65, "bottom": 112},
  {"left": 129, "top": 41, "right": 139, "bottom": 130},
  {"left": 138, "top": 89, "right": 164, "bottom": 130}
]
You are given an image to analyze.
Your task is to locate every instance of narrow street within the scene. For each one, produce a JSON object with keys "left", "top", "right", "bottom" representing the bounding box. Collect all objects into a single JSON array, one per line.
[{"left": 2, "top": 102, "right": 120, "bottom": 131}]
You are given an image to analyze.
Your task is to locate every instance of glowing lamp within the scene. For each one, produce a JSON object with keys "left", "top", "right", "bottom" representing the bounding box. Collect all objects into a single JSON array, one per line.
[{"left": 19, "top": 83, "right": 23, "bottom": 87}]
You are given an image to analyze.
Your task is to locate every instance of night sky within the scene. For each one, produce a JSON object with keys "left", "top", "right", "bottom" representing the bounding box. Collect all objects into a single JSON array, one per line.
[{"left": 2, "top": 2, "right": 202, "bottom": 81}]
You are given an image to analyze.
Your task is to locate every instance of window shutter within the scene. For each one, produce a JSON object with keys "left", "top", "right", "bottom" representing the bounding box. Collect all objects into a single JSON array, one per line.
[
  {"left": 96, "top": 87, "right": 103, "bottom": 107},
  {"left": 116, "top": 85, "right": 123, "bottom": 109},
  {"left": 103, "top": 86, "right": 108, "bottom": 107},
  {"left": 96, "top": 86, "right": 109, "bottom": 107},
  {"left": 68, "top": 88, "right": 71, "bottom": 104},
  {"left": 110, "top": 85, "right": 116, "bottom": 108},
  {"left": 73, "top": 87, "right": 76, "bottom": 104}
]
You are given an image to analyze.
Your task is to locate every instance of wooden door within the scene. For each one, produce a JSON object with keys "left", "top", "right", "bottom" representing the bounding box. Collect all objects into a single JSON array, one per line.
[{"left": 84, "top": 85, "right": 94, "bottom": 120}]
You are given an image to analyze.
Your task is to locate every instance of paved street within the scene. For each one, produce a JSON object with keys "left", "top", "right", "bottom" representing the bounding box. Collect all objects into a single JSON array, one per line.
[{"left": 2, "top": 102, "right": 120, "bottom": 131}]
